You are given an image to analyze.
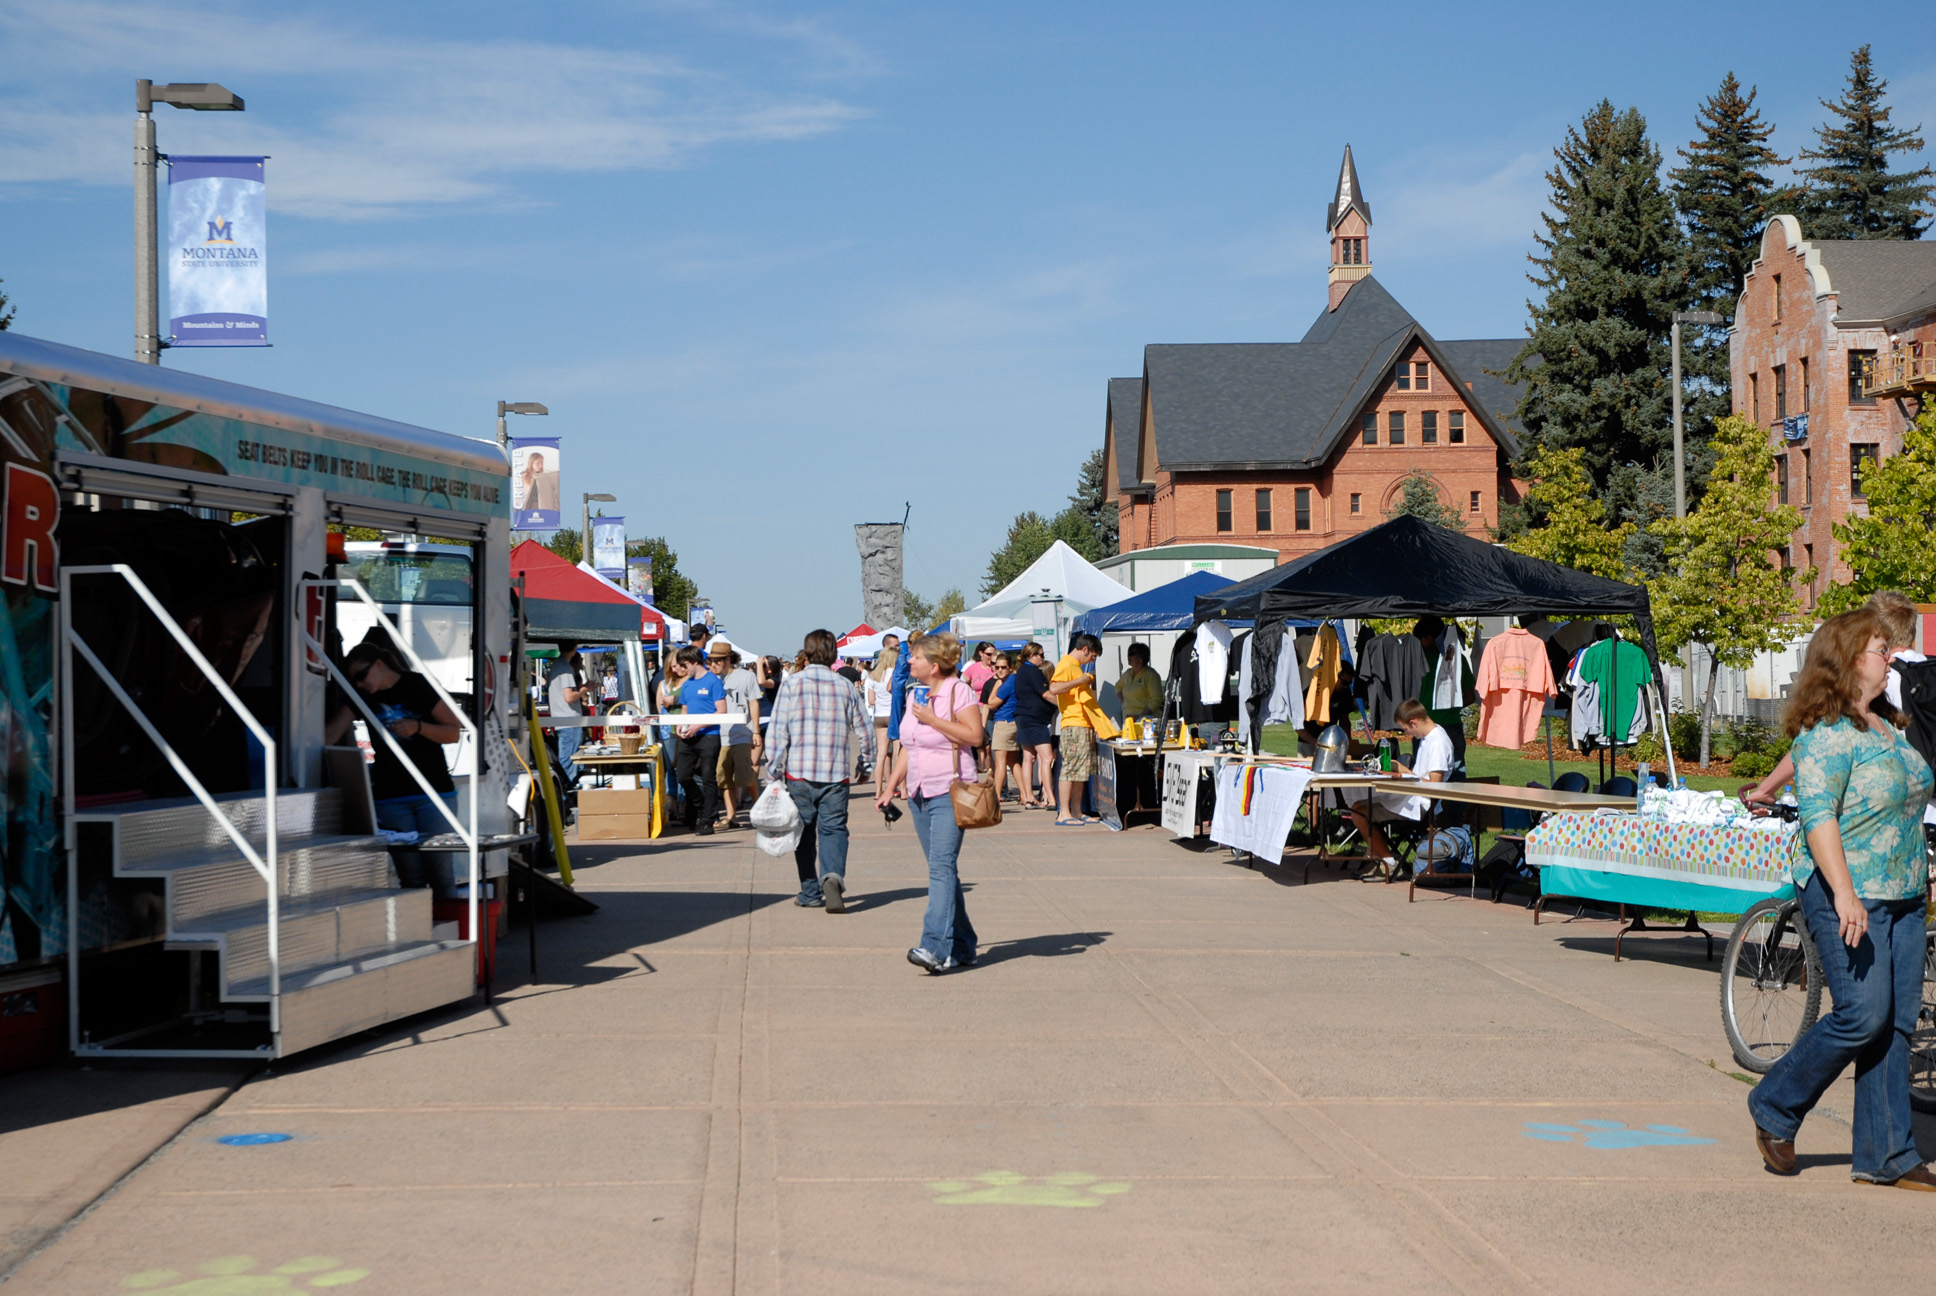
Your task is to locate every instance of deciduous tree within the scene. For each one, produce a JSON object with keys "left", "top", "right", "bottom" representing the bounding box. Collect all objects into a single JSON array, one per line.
[
  {"left": 1505, "top": 446, "right": 1632, "bottom": 580},
  {"left": 1650, "top": 415, "right": 1813, "bottom": 764},
  {"left": 1820, "top": 407, "right": 1936, "bottom": 613}
]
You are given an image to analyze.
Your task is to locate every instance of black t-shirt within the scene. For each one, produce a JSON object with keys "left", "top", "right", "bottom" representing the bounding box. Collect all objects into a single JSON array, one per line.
[
  {"left": 364, "top": 671, "right": 456, "bottom": 801},
  {"left": 837, "top": 665, "right": 863, "bottom": 686},
  {"left": 1014, "top": 661, "right": 1054, "bottom": 724}
]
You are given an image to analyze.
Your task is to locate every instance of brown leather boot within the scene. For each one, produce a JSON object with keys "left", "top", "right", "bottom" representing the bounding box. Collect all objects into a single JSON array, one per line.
[
  {"left": 1862, "top": 1164, "right": 1936, "bottom": 1192},
  {"left": 1755, "top": 1125, "right": 1796, "bottom": 1175}
]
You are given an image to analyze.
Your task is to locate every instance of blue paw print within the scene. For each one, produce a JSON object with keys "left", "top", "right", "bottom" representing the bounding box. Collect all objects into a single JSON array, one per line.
[{"left": 1522, "top": 1119, "right": 1714, "bottom": 1149}]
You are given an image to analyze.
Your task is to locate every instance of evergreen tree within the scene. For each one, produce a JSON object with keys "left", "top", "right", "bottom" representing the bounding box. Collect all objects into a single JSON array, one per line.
[
  {"left": 1787, "top": 46, "right": 1934, "bottom": 240},
  {"left": 1671, "top": 73, "right": 1785, "bottom": 476},
  {"left": 1505, "top": 446, "right": 1632, "bottom": 580},
  {"left": 0, "top": 278, "right": 12, "bottom": 331},
  {"left": 1507, "top": 101, "right": 1689, "bottom": 486},
  {"left": 1649, "top": 415, "right": 1812, "bottom": 765},
  {"left": 1070, "top": 447, "right": 1119, "bottom": 558},
  {"left": 1820, "top": 406, "right": 1936, "bottom": 613},
  {"left": 1384, "top": 470, "right": 1464, "bottom": 531},
  {"left": 982, "top": 511, "right": 1055, "bottom": 597}
]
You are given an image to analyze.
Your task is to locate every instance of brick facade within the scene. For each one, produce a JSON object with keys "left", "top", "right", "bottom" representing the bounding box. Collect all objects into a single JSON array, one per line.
[{"left": 1731, "top": 216, "right": 1933, "bottom": 604}]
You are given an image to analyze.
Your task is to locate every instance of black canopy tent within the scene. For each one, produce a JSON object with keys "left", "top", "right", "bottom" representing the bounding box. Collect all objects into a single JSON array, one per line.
[{"left": 1188, "top": 516, "right": 1668, "bottom": 771}]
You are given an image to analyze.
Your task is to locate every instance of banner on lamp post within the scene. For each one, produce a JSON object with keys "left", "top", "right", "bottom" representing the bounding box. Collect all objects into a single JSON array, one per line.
[
  {"left": 168, "top": 156, "right": 268, "bottom": 347},
  {"left": 510, "top": 437, "right": 561, "bottom": 530},
  {"left": 591, "top": 516, "right": 626, "bottom": 580},
  {"left": 627, "top": 556, "right": 654, "bottom": 602}
]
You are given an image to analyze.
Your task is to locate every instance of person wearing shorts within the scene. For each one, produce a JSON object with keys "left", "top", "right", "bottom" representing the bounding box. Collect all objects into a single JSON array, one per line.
[
  {"left": 986, "top": 653, "right": 1021, "bottom": 801},
  {"left": 1011, "top": 643, "right": 1057, "bottom": 809},
  {"left": 1048, "top": 634, "right": 1103, "bottom": 825}
]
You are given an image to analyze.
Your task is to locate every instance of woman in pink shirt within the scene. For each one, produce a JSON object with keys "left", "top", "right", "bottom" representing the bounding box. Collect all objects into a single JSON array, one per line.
[{"left": 877, "top": 631, "right": 985, "bottom": 973}]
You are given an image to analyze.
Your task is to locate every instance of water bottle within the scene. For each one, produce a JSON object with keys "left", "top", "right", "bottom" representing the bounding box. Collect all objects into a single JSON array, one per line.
[{"left": 1635, "top": 761, "right": 1650, "bottom": 814}]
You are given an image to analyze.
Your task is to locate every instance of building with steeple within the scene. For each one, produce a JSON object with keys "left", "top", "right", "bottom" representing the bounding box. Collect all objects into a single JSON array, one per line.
[{"left": 1101, "top": 147, "right": 1529, "bottom": 562}]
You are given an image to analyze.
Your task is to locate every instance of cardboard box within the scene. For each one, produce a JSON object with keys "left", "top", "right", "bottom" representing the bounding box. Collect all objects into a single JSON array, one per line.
[
  {"left": 576, "top": 813, "right": 657, "bottom": 840},
  {"left": 577, "top": 787, "right": 657, "bottom": 840}
]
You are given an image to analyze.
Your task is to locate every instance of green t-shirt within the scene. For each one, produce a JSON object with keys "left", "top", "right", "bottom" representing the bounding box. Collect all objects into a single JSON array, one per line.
[{"left": 1576, "top": 639, "right": 1649, "bottom": 743}]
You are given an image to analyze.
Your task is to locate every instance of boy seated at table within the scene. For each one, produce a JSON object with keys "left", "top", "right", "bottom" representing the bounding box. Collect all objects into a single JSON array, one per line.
[{"left": 1346, "top": 699, "right": 1456, "bottom": 880}]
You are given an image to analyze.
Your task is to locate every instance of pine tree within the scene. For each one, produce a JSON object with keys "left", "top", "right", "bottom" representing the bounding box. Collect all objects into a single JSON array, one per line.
[
  {"left": 1671, "top": 73, "right": 1785, "bottom": 480},
  {"left": 1820, "top": 406, "right": 1936, "bottom": 612},
  {"left": 1507, "top": 101, "right": 1689, "bottom": 486},
  {"left": 1384, "top": 470, "right": 1464, "bottom": 531},
  {"left": 1649, "top": 415, "right": 1812, "bottom": 764},
  {"left": 1505, "top": 446, "right": 1632, "bottom": 580},
  {"left": 1070, "top": 447, "right": 1119, "bottom": 558},
  {"left": 1787, "top": 45, "right": 1935, "bottom": 240},
  {"left": 0, "top": 278, "right": 12, "bottom": 330}
]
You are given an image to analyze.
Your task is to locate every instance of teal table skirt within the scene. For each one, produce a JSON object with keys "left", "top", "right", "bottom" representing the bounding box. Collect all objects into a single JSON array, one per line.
[{"left": 1538, "top": 864, "right": 1793, "bottom": 916}]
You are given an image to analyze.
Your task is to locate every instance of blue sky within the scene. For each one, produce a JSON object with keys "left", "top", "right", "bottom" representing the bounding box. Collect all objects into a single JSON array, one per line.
[{"left": 1, "top": 1, "right": 1930, "bottom": 652}]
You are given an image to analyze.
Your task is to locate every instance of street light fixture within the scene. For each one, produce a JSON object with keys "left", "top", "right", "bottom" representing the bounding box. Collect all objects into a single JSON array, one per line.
[
  {"left": 583, "top": 493, "right": 617, "bottom": 565},
  {"left": 1671, "top": 309, "right": 1727, "bottom": 519},
  {"left": 134, "top": 79, "right": 245, "bottom": 365},
  {"left": 496, "top": 400, "right": 549, "bottom": 450}
]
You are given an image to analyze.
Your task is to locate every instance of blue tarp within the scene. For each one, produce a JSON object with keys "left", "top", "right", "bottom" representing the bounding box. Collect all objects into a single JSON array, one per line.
[{"left": 1073, "top": 570, "right": 1238, "bottom": 635}]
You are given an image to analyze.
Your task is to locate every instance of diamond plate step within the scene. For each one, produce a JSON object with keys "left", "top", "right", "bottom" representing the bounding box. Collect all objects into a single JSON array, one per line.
[
  {"left": 77, "top": 788, "right": 343, "bottom": 870},
  {"left": 172, "top": 887, "right": 434, "bottom": 995},
  {"left": 159, "top": 839, "right": 396, "bottom": 926},
  {"left": 235, "top": 941, "right": 479, "bottom": 1057}
]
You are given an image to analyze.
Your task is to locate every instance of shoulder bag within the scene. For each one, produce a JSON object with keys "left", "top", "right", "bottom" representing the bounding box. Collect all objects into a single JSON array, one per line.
[{"left": 936, "top": 677, "right": 1001, "bottom": 829}]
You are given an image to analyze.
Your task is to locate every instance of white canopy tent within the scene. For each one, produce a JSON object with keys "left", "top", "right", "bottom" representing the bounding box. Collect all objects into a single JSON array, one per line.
[{"left": 951, "top": 541, "right": 1133, "bottom": 654}]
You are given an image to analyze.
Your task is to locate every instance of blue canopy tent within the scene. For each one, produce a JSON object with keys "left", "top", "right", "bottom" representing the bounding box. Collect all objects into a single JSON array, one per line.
[{"left": 1073, "top": 569, "right": 1240, "bottom": 636}]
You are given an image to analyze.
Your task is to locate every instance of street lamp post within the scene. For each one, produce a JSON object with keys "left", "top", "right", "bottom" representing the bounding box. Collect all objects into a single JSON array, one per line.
[
  {"left": 1670, "top": 309, "right": 1726, "bottom": 518},
  {"left": 583, "top": 493, "right": 617, "bottom": 565},
  {"left": 134, "top": 80, "right": 244, "bottom": 365},
  {"left": 496, "top": 400, "right": 549, "bottom": 451}
]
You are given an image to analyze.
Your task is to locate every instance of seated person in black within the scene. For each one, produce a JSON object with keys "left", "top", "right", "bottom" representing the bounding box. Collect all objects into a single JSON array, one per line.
[{"left": 326, "top": 642, "right": 463, "bottom": 839}]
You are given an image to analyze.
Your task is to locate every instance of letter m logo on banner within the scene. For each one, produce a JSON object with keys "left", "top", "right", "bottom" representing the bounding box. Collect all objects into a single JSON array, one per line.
[{"left": 3, "top": 462, "right": 59, "bottom": 593}]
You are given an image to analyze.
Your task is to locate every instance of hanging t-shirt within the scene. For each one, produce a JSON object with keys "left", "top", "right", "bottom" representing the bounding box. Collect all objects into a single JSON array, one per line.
[
  {"left": 1196, "top": 621, "right": 1234, "bottom": 703},
  {"left": 1475, "top": 628, "right": 1556, "bottom": 748},
  {"left": 1574, "top": 638, "right": 1650, "bottom": 746},
  {"left": 1304, "top": 624, "right": 1341, "bottom": 724}
]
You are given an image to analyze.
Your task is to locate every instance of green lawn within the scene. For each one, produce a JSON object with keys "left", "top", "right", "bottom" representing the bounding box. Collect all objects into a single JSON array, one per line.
[{"left": 1257, "top": 725, "right": 1742, "bottom": 794}]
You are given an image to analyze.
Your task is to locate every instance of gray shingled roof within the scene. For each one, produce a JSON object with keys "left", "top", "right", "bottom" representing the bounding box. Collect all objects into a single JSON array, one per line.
[
  {"left": 1107, "top": 377, "right": 1145, "bottom": 492},
  {"left": 1436, "top": 339, "right": 1528, "bottom": 441},
  {"left": 1140, "top": 276, "right": 1522, "bottom": 472},
  {"left": 1813, "top": 241, "right": 1936, "bottom": 324}
]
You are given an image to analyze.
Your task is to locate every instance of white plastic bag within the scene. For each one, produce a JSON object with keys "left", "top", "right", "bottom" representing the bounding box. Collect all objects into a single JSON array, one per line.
[
  {"left": 750, "top": 781, "right": 801, "bottom": 832},
  {"left": 756, "top": 824, "right": 804, "bottom": 857}
]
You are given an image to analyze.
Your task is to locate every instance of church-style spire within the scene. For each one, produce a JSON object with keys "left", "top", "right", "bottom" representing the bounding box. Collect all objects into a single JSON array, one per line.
[{"left": 1326, "top": 145, "right": 1372, "bottom": 311}]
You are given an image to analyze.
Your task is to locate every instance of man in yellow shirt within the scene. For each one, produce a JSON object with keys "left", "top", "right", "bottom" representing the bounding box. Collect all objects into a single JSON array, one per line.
[{"left": 1047, "top": 633, "right": 1104, "bottom": 825}]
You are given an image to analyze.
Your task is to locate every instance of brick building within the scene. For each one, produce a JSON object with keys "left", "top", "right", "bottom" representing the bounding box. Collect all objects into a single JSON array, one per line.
[
  {"left": 1101, "top": 146, "right": 1528, "bottom": 562},
  {"left": 1731, "top": 215, "right": 1936, "bottom": 605}
]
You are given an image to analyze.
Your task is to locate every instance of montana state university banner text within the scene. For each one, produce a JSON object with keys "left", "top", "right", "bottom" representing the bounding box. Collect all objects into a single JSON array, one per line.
[{"left": 168, "top": 156, "right": 267, "bottom": 347}]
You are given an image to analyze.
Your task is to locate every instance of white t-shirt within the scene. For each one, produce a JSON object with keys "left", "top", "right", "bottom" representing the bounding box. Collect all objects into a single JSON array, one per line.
[
  {"left": 548, "top": 667, "right": 581, "bottom": 717},
  {"left": 1885, "top": 649, "right": 1926, "bottom": 712},
  {"left": 722, "top": 667, "right": 758, "bottom": 746},
  {"left": 1376, "top": 724, "right": 1454, "bottom": 820}
]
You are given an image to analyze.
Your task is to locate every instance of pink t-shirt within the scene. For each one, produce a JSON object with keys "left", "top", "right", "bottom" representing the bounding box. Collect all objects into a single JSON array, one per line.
[
  {"left": 963, "top": 661, "right": 994, "bottom": 697},
  {"left": 900, "top": 676, "right": 979, "bottom": 799}
]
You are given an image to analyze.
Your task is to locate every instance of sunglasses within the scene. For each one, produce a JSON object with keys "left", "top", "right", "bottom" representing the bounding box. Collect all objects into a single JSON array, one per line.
[{"left": 349, "top": 662, "right": 374, "bottom": 685}]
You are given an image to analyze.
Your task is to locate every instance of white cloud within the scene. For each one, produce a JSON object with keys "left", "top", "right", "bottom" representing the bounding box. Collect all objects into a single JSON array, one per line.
[
  {"left": 0, "top": 0, "right": 866, "bottom": 219},
  {"left": 1376, "top": 149, "right": 1550, "bottom": 257}
]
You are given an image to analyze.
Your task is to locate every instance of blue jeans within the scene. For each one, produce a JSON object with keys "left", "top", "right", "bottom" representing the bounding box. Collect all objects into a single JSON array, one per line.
[
  {"left": 910, "top": 793, "right": 976, "bottom": 963},
  {"left": 555, "top": 724, "right": 582, "bottom": 781},
  {"left": 1748, "top": 871, "right": 1928, "bottom": 1181},
  {"left": 787, "top": 780, "right": 850, "bottom": 903},
  {"left": 374, "top": 791, "right": 460, "bottom": 837}
]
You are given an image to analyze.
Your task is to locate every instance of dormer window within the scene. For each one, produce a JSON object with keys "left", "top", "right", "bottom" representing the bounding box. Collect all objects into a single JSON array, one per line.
[
  {"left": 1394, "top": 363, "right": 1410, "bottom": 391},
  {"left": 1413, "top": 361, "right": 1429, "bottom": 390}
]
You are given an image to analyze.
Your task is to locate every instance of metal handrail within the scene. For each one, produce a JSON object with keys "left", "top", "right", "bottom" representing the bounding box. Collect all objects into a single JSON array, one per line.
[
  {"left": 60, "top": 564, "right": 281, "bottom": 1048},
  {"left": 298, "top": 578, "right": 480, "bottom": 949}
]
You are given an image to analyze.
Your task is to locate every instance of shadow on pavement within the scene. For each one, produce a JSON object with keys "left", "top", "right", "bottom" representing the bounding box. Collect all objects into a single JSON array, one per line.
[{"left": 977, "top": 931, "right": 1112, "bottom": 965}]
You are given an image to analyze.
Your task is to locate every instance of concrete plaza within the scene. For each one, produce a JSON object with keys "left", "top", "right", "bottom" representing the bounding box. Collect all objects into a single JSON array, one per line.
[{"left": 4, "top": 797, "right": 1932, "bottom": 1294}]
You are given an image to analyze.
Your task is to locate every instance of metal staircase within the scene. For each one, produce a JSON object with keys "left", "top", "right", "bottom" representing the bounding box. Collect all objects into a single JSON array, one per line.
[
  {"left": 62, "top": 564, "right": 482, "bottom": 1060},
  {"left": 74, "top": 789, "right": 475, "bottom": 1057}
]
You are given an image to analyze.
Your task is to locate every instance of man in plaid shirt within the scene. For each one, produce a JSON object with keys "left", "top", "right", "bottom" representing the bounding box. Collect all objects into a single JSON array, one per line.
[{"left": 765, "top": 628, "right": 876, "bottom": 911}]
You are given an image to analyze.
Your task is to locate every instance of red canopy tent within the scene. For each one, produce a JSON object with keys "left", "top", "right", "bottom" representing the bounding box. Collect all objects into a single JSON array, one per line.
[
  {"left": 835, "top": 623, "right": 876, "bottom": 649},
  {"left": 509, "top": 540, "right": 647, "bottom": 642}
]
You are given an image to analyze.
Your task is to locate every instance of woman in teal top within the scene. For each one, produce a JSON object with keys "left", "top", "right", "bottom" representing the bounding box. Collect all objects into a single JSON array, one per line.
[{"left": 1748, "top": 608, "right": 1935, "bottom": 1190}]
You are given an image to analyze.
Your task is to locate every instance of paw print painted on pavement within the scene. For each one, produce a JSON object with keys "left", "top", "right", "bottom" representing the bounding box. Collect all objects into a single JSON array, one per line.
[
  {"left": 1522, "top": 1119, "right": 1715, "bottom": 1150},
  {"left": 927, "top": 1170, "right": 1131, "bottom": 1207},
  {"left": 121, "top": 1254, "right": 370, "bottom": 1293}
]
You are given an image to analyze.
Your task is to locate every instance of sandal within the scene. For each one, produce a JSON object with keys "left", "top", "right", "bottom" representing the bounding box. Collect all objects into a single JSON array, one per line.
[{"left": 1054, "top": 818, "right": 1084, "bottom": 826}]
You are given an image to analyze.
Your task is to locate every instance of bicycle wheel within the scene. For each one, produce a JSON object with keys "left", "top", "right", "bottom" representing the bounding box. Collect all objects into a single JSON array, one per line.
[
  {"left": 1911, "top": 932, "right": 1936, "bottom": 1114},
  {"left": 1720, "top": 897, "right": 1823, "bottom": 1074}
]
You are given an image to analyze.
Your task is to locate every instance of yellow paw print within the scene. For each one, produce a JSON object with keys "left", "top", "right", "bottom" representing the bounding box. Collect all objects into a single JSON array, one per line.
[
  {"left": 121, "top": 1255, "right": 369, "bottom": 1293},
  {"left": 927, "top": 1170, "right": 1131, "bottom": 1208}
]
